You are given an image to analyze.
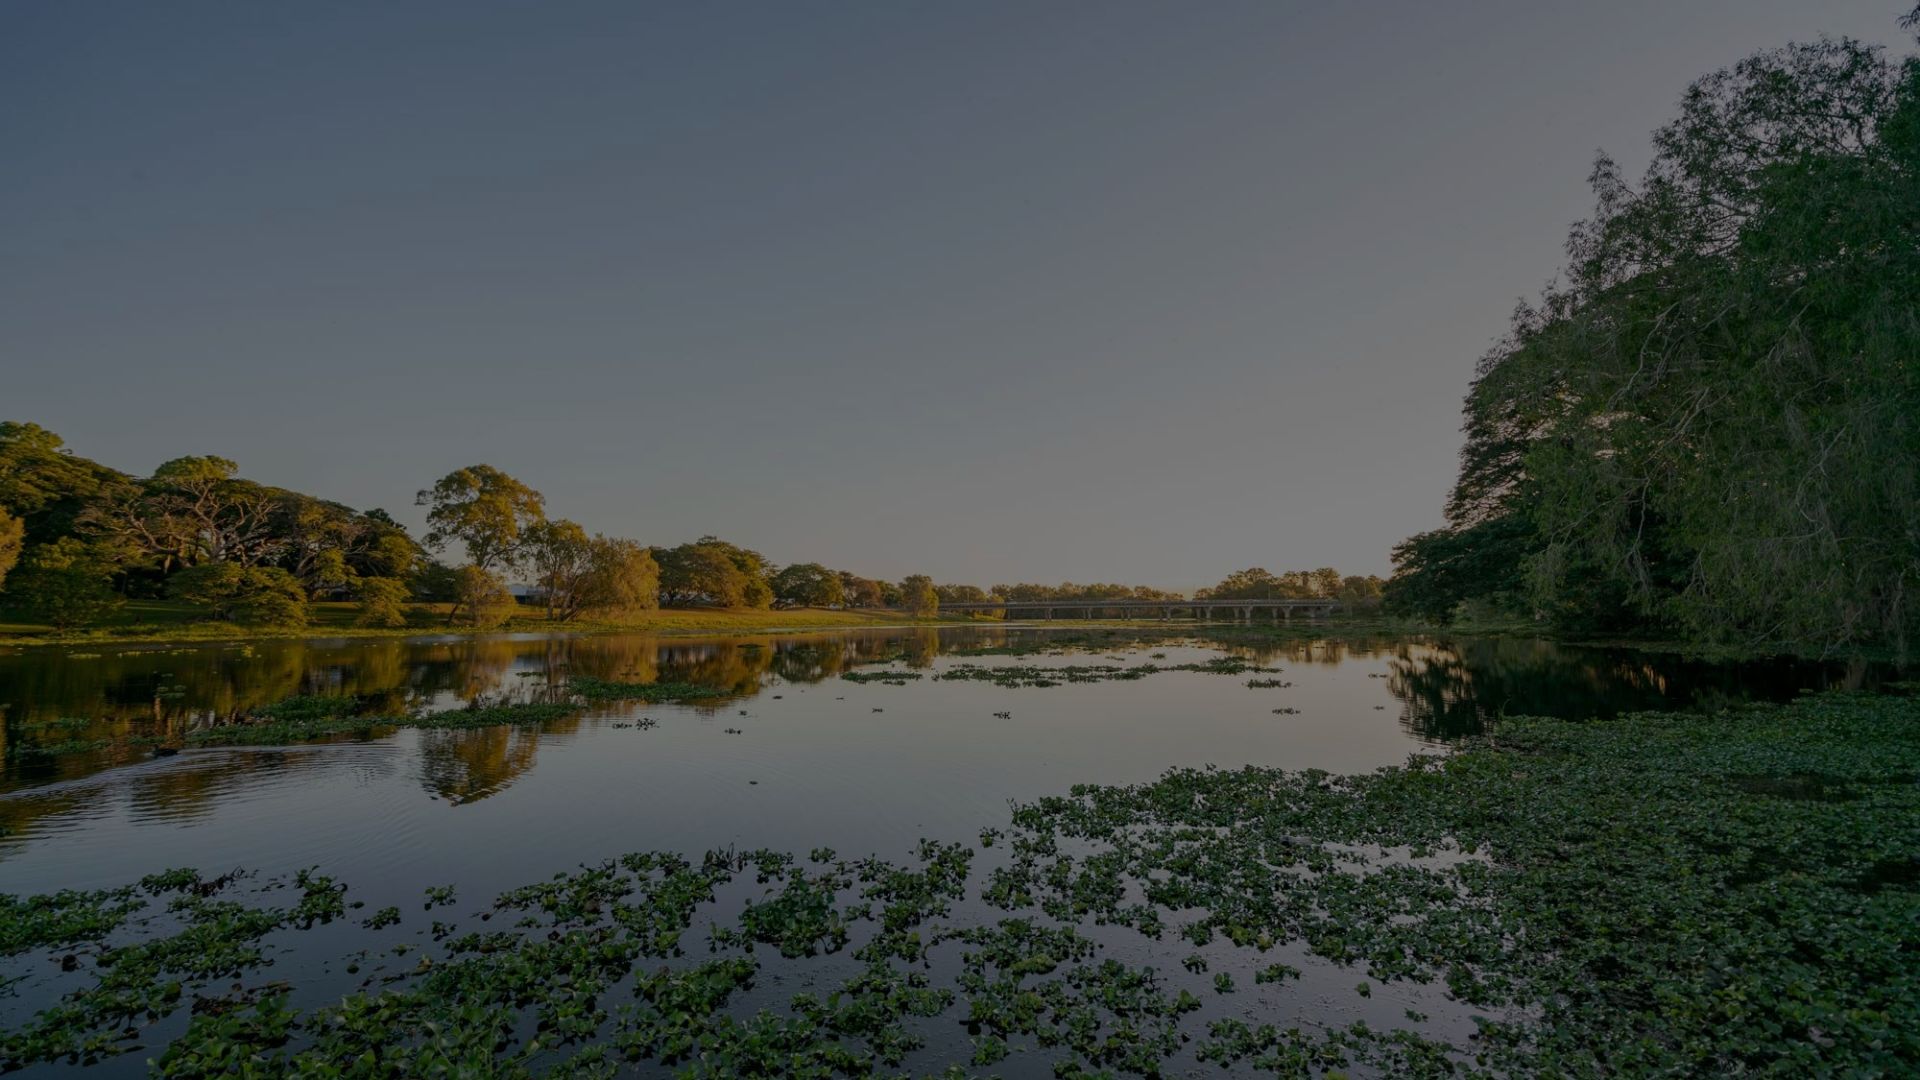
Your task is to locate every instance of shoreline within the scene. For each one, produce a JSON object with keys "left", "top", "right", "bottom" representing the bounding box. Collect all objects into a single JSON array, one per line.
[{"left": 2, "top": 606, "right": 1896, "bottom": 664}]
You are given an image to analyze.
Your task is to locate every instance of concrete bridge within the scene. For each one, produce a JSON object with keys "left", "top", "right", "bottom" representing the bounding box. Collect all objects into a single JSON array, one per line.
[{"left": 918, "top": 598, "right": 1346, "bottom": 622}]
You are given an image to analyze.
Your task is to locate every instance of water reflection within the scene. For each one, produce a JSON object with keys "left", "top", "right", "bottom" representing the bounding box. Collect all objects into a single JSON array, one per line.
[
  {"left": 2, "top": 627, "right": 1905, "bottom": 812},
  {"left": 1380, "top": 637, "right": 1886, "bottom": 740},
  {"left": 419, "top": 726, "right": 545, "bottom": 805}
]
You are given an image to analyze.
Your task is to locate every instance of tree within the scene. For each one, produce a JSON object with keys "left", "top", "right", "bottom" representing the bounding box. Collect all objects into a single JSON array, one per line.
[
  {"left": 0, "top": 423, "right": 129, "bottom": 547},
  {"left": 88, "top": 456, "right": 287, "bottom": 572},
  {"left": 355, "top": 576, "right": 412, "bottom": 628},
  {"left": 412, "top": 560, "right": 462, "bottom": 604},
  {"left": 772, "top": 563, "right": 845, "bottom": 608},
  {"left": 524, "top": 523, "right": 659, "bottom": 621},
  {"left": 168, "top": 562, "right": 309, "bottom": 627},
  {"left": 838, "top": 572, "right": 886, "bottom": 609},
  {"left": 1385, "top": 518, "right": 1536, "bottom": 624},
  {"left": 574, "top": 537, "right": 659, "bottom": 619},
  {"left": 1337, "top": 575, "right": 1385, "bottom": 606},
  {"left": 899, "top": 574, "right": 939, "bottom": 616},
  {"left": 655, "top": 543, "right": 743, "bottom": 607},
  {"left": 523, "top": 519, "right": 592, "bottom": 621},
  {"left": 416, "top": 466, "right": 546, "bottom": 574},
  {"left": 452, "top": 566, "right": 516, "bottom": 629},
  {"left": 654, "top": 537, "right": 769, "bottom": 607},
  {"left": 276, "top": 495, "right": 418, "bottom": 597},
  {"left": 1401, "top": 13, "right": 1920, "bottom": 648},
  {"left": 417, "top": 466, "right": 545, "bottom": 624},
  {"left": 6, "top": 539, "right": 122, "bottom": 629},
  {"left": 0, "top": 509, "right": 21, "bottom": 590}
]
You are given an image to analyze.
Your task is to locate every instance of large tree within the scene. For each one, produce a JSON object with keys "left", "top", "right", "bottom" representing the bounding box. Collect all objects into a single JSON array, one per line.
[
  {"left": 654, "top": 537, "right": 771, "bottom": 608},
  {"left": 522, "top": 519, "right": 593, "bottom": 621},
  {"left": 654, "top": 542, "right": 747, "bottom": 607},
  {"left": 1396, "top": 13, "right": 1920, "bottom": 649},
  {"left": 899, "top": 574, "right": 939, "bottom": 616},
  {"left": 276, "top": 496, "right": 418, "bottom": 597},
  {"left": 417, "top": 466, "right": 544, "bottom": 623},
  {"left": 574, "top": 537, "right": 659, "bottom": 619},
  {"left": 88, "top": 456, "right": 287, "bottom": 572},
  {"left": 522, "top": 523, "right": 659, "bottom": 621},
  {"left": 0, "top": 422, "right": 127, "bottom": 545},
  {"left": 417, "top": 466, "right": 546, "bottom": 574},
  {"left": 772, "top": 562, "right": 844, "bottom": 608},
  {"left": 838, "top": 572, "right": 886, "bottom": 609}
]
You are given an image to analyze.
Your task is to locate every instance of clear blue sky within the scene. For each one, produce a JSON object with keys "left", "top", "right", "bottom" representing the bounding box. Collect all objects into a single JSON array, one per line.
[{"left": 4, "top": 2, "right": 1910, "bottom": 588}]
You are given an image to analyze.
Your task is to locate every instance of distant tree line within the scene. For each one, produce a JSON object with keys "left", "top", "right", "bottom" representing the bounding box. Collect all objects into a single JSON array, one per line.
[
  {"left": 1385, "top": 9, "right": 1920, "bottom": 653},
  {"left": 925, "top": 573, "right": 1383, "bottom": 612},
  {"left": 0, "top": 422, "right": 1382, "bottom": 633}
]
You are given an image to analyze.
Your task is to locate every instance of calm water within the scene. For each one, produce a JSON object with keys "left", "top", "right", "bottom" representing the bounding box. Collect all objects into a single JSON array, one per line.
[
  {"left": 0, "top": 625, "right": 1892, "bottom": 898},
  {"left": 0, "top": 625, "right": 1901, "bottom": 1075}
]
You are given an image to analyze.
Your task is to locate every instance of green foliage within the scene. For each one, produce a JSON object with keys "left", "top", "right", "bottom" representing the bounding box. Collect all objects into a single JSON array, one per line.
[
  {"left": 995, "top": 691, "right": 1920, "bottom": 1075},
  {"left": 527, "top": 528, "right": 661, "bottom": 622},
  {"left": 898, "top": 574, "right": 938, "bottom": 616},
  {"left": 771, "top": 562, "right": 844, "bottom": 608},
  {"left": 167, "top": 563, "right": 309, "bottom": 628},
  {"left": 837, "top": 572, "right": 886, "bottom": 609},
  {"left": 1400, "top": 15, "right": 1920, "bottom": 650},
  {"left": 654, "top": 537, "right": 772, "bottom": 609},
  {"left": 0, "top": 422, "right": 127, "bottom": 545},
  {"left": 94, "top": 456, "right": 290, "bottom": 572},
  {"left": 415, "top": 465, "right": 545, "bottom": 574},
  {"left": 450, "top": 566, "right": 514, "bottom": 629},
  {"left": 184, "top": 699, "right": 580, "bottom": 747},
  {"left": 991, "top": 581, "right": 1185, "bottom": 604},
  {"left": 522, "top": 518, "right": 590, "bottom": 620},
  {"left": 353, "top": 576, "right": 411, "bottom": 628},
  {"left": 933, "top": 582, "right": 991, "bottom": 607},
  {"left": 275, "top": 494, "right": 420, "bottom": 596},
  {"left": 2, "top": 691, "right": 1916, "bottom": 1074},
  {"left": 579, "top": 536, "right": 659, "bottom": 619},
  {"left": 1198, "top": 566, "right": 1382, "bottom": 604},
  {"left": 5, "top": 539, "right": 123, "bottom": 629},
  {"left": 1384, "top": 515, "right": 1537, "bottom": 623},
  {"left": 567, "top": 676, "right": 729, "bottom": 703},
  {"left": 0, "top": 509, "right": 21, "bottom": 590}
]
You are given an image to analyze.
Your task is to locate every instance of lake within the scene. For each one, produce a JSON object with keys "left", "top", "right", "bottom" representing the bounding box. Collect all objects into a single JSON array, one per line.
[{"left": 0, "top": 625, "right": 1898, "bottom": 1074}]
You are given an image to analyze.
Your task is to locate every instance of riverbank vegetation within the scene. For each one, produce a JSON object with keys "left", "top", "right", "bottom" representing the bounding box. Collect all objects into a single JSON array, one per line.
[
  {"left": 2, "top": 688, "right": 1911, "bottom": 1074},
  {"left": 0, "top": 422, "right": 1381, "bottom": 646},
  {"left": 1385, "top": 11, "right": 1920, "bottom": 657}
]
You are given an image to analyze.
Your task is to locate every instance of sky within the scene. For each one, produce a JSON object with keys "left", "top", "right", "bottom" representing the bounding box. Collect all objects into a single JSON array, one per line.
[{"left": 4, "top": 1, "right": 1912, "bottom": 589}]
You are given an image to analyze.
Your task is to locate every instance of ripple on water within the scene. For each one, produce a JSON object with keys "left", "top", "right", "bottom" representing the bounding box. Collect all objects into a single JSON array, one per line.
[{"left": 0, "top": 740, "right": 422, "bottom": 894}]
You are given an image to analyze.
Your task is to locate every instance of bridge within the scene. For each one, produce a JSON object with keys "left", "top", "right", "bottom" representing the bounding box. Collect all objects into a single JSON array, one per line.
[{"left": 915, "top": 598, "right": 1347, "bottom": 622}]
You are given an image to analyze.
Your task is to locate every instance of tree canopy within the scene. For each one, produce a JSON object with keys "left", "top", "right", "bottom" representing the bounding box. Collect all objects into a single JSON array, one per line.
[
  {"left": 1388, "top": 13, "right": 1920, "bottom": 651},
  {"left": 417, "top": 466, "right": 546, "bottom": 574},
  {"left": 771, "top": 563, "right": 845, "bottom": 608}
]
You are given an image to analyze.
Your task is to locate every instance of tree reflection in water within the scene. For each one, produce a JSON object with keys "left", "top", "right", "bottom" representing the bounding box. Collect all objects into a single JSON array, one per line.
[{"left": 2, "top": 628, "right": 1905, "bottom": 813}]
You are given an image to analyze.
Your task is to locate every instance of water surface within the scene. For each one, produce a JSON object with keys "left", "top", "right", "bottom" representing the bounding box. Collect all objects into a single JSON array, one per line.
[{"left": 0, "top": 625, "right": 1890, "bottom": 898}]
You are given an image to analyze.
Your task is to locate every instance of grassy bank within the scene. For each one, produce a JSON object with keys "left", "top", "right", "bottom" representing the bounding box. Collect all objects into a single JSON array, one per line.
[
  {"left": 0, "top": 601, "right": 943, "bottom": 648},
  {"left": 2, "top": 690, "right": 1913, "bottom": 1075}
]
